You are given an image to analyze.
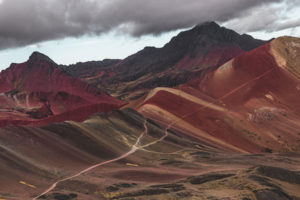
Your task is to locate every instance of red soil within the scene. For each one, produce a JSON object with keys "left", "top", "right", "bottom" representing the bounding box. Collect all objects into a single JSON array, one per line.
[
  {"left": 142, "top": 90, "right": 260, "bottom": 153},
  {"left": 135, "top": 37, "right": 300, "bottom": 154},
  {"left": 0, "top": 53, "right": 125, "bottom": 127}
]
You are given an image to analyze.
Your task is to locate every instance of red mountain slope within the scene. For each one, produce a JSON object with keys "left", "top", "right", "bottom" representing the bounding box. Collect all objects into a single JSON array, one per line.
[
  {"left": 0, "top": 52, "right": 125, "bottom": 127},
  {"left": 130, "top": 36, "right": 300, "bottom": 154}
]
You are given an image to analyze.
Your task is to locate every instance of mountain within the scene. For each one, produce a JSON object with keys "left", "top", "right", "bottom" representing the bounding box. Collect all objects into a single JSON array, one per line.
[
  {"left": 0, "top": 22, "right": 299, "bottom": 200},
  {"left": 62, "top": 22, "right": 267, "bottom": 100},
  {"left": 129, "top": 36, "right": 300, "bottom": 154},
  {"left": 0, "top": 52, "right": 125, "bottom": 127}
]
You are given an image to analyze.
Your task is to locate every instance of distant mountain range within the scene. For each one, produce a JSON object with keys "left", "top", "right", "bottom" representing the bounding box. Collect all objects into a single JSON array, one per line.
[
  {"left": 0, "top": 22, "right": 266, "bottom": 126},
  {"left": 61, "top": 22, "right": 267, "bottom": 100},
  {"left": 0, "top": 22, "right": 299, "bottom": 200}
]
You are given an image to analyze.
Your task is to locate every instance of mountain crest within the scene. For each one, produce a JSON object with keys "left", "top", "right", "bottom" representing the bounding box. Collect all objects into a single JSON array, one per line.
[
  {"left": 195, "top": 21, "right": 220, "bottom": 29},
  {"left": 28, "top": 51, "right": 56, "bottom": 65},
  {"left": 168, "top": 21, "right": 266, "bottom": 51}
]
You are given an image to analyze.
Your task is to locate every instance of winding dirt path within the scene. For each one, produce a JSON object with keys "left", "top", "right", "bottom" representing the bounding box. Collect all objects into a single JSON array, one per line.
[{"left": 33, "top": 120, "right": 149, "bottom": 200}]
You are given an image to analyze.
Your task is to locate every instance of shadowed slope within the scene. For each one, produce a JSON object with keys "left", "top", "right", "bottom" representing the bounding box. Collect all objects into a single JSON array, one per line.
[
  {"left": 0, "top": 109, "right": 299, "bottom": 200},
  {"left": 0, "top": 108, "right": 218, "bottom": 199}
]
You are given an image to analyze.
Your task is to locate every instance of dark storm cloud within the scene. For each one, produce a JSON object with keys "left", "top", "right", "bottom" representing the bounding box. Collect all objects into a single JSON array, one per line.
[{"left": 0, "top": 0, "right": 297, "bottom": 50}]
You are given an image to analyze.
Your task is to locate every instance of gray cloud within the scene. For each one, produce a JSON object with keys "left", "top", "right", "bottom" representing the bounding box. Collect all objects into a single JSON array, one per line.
[
  {"left": 273, "top": 19, "right": 300, "bottom": 32},
  {"left": 224, "top": 0, "right": 300, "bottom": 33},
  {"left": 0, "top": 0, "right": 297, "bottom": 50}
]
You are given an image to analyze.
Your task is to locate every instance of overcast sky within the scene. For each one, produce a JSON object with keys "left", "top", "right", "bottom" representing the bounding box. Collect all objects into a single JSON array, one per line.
[{"left": 0, "top": 0, "right": 299, "bottom": 70}]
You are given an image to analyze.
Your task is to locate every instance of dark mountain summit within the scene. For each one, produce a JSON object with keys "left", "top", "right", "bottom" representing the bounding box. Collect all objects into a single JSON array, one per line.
[
  {"left": 115, "top": 21, "right": 266, "bottom": 78},
  {"left": 189, "top": 21, "right": 265, "bottom": 51},
  {"left": 62, "top": 22, "right": 267, "bottom": 100},
  {"left": 29, "top": 51, "right": 56, "bottom": 64}
]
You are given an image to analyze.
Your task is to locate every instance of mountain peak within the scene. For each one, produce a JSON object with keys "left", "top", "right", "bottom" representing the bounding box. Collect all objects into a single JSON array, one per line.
[
  {"left": 28, "top": 51, "right": 56, "bottom": 65},
  {"left": 195, "top": 21, "right": 220, "bottom": 29},
  {"left": 166, "top": 21, "right": 266, "bottom": 51},
  {"left": 193, "top": 21, "right": 223, "bottom": 34}
]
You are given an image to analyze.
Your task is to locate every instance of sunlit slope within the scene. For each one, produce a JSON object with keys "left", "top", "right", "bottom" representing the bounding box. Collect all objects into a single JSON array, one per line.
[
  {"left": 0, "top": 52, "right": 124, "bottom": 127},
  {"left": 132, "top": 37, "right": 300, "bottom": 154}
]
